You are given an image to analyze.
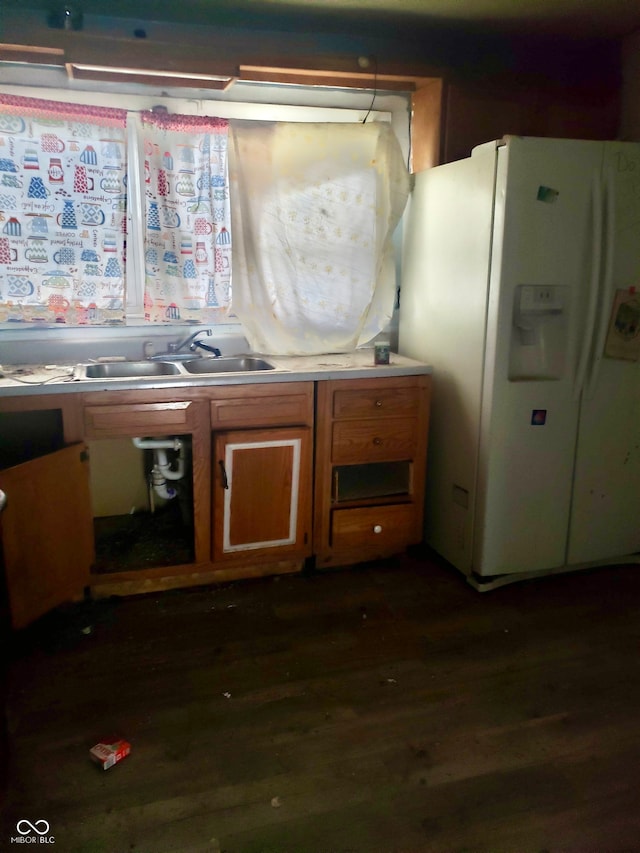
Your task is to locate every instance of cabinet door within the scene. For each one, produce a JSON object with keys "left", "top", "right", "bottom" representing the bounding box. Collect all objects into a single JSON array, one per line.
[
  {"left": 0, "top": 443, "right": 93, "bottom": 629},
  {"left": 213, "top": 428, "right": 311, "bottom": 561}
]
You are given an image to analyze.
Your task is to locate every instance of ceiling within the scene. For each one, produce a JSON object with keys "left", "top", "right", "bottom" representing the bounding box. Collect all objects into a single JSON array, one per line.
[
  {"left": 74, "top": 0, "right": 640, "bottom": 39},
  {"left": 205, "top": 0, "right": 640, "bottom": 39},
  {"left": 13, "top": 0, "right": 640, "bottom": 41}
]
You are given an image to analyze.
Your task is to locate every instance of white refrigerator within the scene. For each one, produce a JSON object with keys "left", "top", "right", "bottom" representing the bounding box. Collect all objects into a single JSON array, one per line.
[{"left": 399, "top": 136, "right": 640, "bottom": 589}]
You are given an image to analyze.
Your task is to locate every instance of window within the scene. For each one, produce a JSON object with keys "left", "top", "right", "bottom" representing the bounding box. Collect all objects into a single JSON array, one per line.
[
  {"left": 0, "top": 94, "right": 233, "bottom": 326},
  {"left": 0, "top": 72, "right": 410, "bottom": 349}
]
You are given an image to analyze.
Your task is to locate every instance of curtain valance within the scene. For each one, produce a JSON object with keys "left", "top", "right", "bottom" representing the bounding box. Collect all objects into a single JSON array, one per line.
[{"left": 0, "top": 94, "right": 127, "bottom": 128}]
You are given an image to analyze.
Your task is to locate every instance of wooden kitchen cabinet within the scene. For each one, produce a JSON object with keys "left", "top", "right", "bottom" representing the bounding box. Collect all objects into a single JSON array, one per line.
[
  {"left": 314, "top": 375, "right": 431, "bottom": 568},
  {"left": 0, "top": 394, "right": 92, "bottom": 629},
  {"left": 81, "top": 388, "right": 211, "bottom": 594},
  {"left": 208, "top": 382, "right": 314, "bottom": 566},
  {"left": 0, "top": 373, "right": 427, "bottom": 624}
]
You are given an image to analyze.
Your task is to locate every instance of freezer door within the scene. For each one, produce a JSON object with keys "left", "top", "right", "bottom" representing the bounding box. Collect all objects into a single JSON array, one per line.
[
  {"left": 567, "top": 142, "right": 640, "bottom": 565},
  {"left": 476, "top": 137, "right": 606, "bottom": 576}
]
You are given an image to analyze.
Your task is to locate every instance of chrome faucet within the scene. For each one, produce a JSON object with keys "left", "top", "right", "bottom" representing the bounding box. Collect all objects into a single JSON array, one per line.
[{"left": 148, "top": 329, "right": 222, "bottom": 360}]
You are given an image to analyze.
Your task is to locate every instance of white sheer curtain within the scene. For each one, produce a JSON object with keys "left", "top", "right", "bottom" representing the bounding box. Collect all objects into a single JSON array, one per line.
[{"left": 228, "top": 121, "right": 410, "bottom": 355}]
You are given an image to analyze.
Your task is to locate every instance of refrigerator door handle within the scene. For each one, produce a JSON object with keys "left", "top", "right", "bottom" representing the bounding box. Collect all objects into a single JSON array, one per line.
[
  {"left": 573, "top": 172, "right": 603, "bottom": 400},
  {"left": 586, "top": 166, "right": 616, "bottom": 398}
]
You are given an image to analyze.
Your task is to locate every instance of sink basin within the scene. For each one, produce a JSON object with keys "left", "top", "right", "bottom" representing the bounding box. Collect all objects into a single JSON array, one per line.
[
  {"left": 182, "top": 356, "right": 275, "bottom": 374},
  {"left": 84, "top": 361, "right": 181, "bottom": 378},
  {"left": 74, "top": 355, "right": 276, "bottom": 381}
]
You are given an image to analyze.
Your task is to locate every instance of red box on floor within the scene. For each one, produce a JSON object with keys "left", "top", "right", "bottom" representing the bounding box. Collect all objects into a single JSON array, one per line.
[{"left": 90, "top": 738, "right": 131, "bottom": 770}]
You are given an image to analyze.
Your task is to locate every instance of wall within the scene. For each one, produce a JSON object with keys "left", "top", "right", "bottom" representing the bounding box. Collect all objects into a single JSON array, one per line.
[
  {"left": 621, "top": 29, "right": 640, "bottom": 139},
  {"left": 0, "top": 4, "right": 622, "bottom": 77},
  {"left": 0, "top": 5, "right": 629, "bottom": 353},
  {"left": 0, "top": 6, "right": 624, "bottom": 167},
  {"left": 441, "top": 74, "right": 620, "bottom": 163}
]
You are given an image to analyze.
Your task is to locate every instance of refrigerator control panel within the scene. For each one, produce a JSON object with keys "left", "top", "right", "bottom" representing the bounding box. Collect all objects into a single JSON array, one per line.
[{"left": 518, "top": 284, "right": 566, "bottom": 314}]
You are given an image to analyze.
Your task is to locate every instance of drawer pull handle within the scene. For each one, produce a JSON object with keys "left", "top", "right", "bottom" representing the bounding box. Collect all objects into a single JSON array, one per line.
[
  {"left": 373, "top": 524, "right": 383, "bottom": 534},
  {"left": 373, "top": 437, "right": 382, "bottom": 446},
  {"left": 375, "top": 400, "right": 383, "bottom": 408}
]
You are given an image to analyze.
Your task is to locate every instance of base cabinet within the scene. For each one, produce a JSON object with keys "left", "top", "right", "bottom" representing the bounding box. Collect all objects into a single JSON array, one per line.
[
  {"left": 82, "top": 390, "right": 211, "bottom": 572},
  {"left": 0, "top": 373, "right": 429, "bottom": 626},
  {"left": 209, "top": 382, "right": 314, "bottom": 566},
  {"left": 314, "top": 375, "right": 431, "bottom": 568}
]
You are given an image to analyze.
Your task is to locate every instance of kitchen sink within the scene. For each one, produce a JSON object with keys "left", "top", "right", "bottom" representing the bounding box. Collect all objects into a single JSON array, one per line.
[
  {"left": 74, "top": 355, "right": 276, "bottom": 381},
  {"left": 182, "top": 356, "right": 275, "bottom": 374},
  {"left": 83, "top": 361, "right": 182, "bottom": 378}
]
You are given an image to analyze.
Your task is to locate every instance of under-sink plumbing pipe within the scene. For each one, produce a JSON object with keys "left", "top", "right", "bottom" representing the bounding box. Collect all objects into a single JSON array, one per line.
[{"left": 132, "top": 437, "right": 185, "bottom": 502}]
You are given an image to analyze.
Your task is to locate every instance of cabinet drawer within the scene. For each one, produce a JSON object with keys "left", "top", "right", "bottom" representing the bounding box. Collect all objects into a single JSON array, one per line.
[
  {"left": 332, "top": 417, "right": 418, "bottom": 463},
  {"left": 331, "top": 504, "right": 416, "bottom": 551},
  {"left": 84, "top": 401, "right": 196, "bottom": 438},
  {"left": 332, "top": 385, "right": 420, "bottom": 419},
  {"left": 209, "top": 383, "right": 313, "bottom": 429}
]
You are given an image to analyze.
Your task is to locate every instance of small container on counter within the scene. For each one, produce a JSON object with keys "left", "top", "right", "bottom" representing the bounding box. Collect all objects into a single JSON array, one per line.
[{"left": 374, "top": 340, "right": 390, "bottom": 365}]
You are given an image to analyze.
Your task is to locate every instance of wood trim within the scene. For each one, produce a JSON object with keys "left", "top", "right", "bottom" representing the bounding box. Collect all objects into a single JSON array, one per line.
[
  {"left": 313, "top": 380, "right": 335, "bottom": 558},
  {"left": 411, "top": 79, "right": 444, "bottom": 171},
  {"left": 89, "top": 558, "right": 304, "bottom": 598},
  {"left": 66, "top": 64, "right": 237, "bottom": 91},
  {"left": 54, "top": 33, "right": 240, "bottom": 79},
  {"left": 0, "top": 43, "right": 65, "bottom": 64},
  {"left": 187, "top": 398, "right": 211, "bottom": 567},
  {"left": 239, "top": 64, "right": 422, "bottom": 91}
]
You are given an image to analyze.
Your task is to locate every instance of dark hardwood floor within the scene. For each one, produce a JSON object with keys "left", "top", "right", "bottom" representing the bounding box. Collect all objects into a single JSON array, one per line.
[{"left": 2, "top": 551, "right": 640, "bottom": 852}]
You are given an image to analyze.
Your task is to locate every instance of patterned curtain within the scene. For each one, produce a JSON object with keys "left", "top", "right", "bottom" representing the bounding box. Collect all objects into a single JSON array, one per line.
[
  {"left": 0, "top": 95, "right": 128, "bottom": 325},
  {"left": 139, "top": 112, "right": 231, "bottom": 324},
  {"left": 228, "top": 121, "right": 410, "bottom": 355}
]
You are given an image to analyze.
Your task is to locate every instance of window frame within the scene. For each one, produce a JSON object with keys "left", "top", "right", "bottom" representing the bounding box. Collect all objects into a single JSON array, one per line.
[{"left": 0, "top": 74, "right": 409, "bottom": 338}]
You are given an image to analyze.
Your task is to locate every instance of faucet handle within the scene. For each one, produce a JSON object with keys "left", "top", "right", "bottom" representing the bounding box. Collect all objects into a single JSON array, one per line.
[{"left": 189, "top": 340, "right": 222, "bottom": 357}]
